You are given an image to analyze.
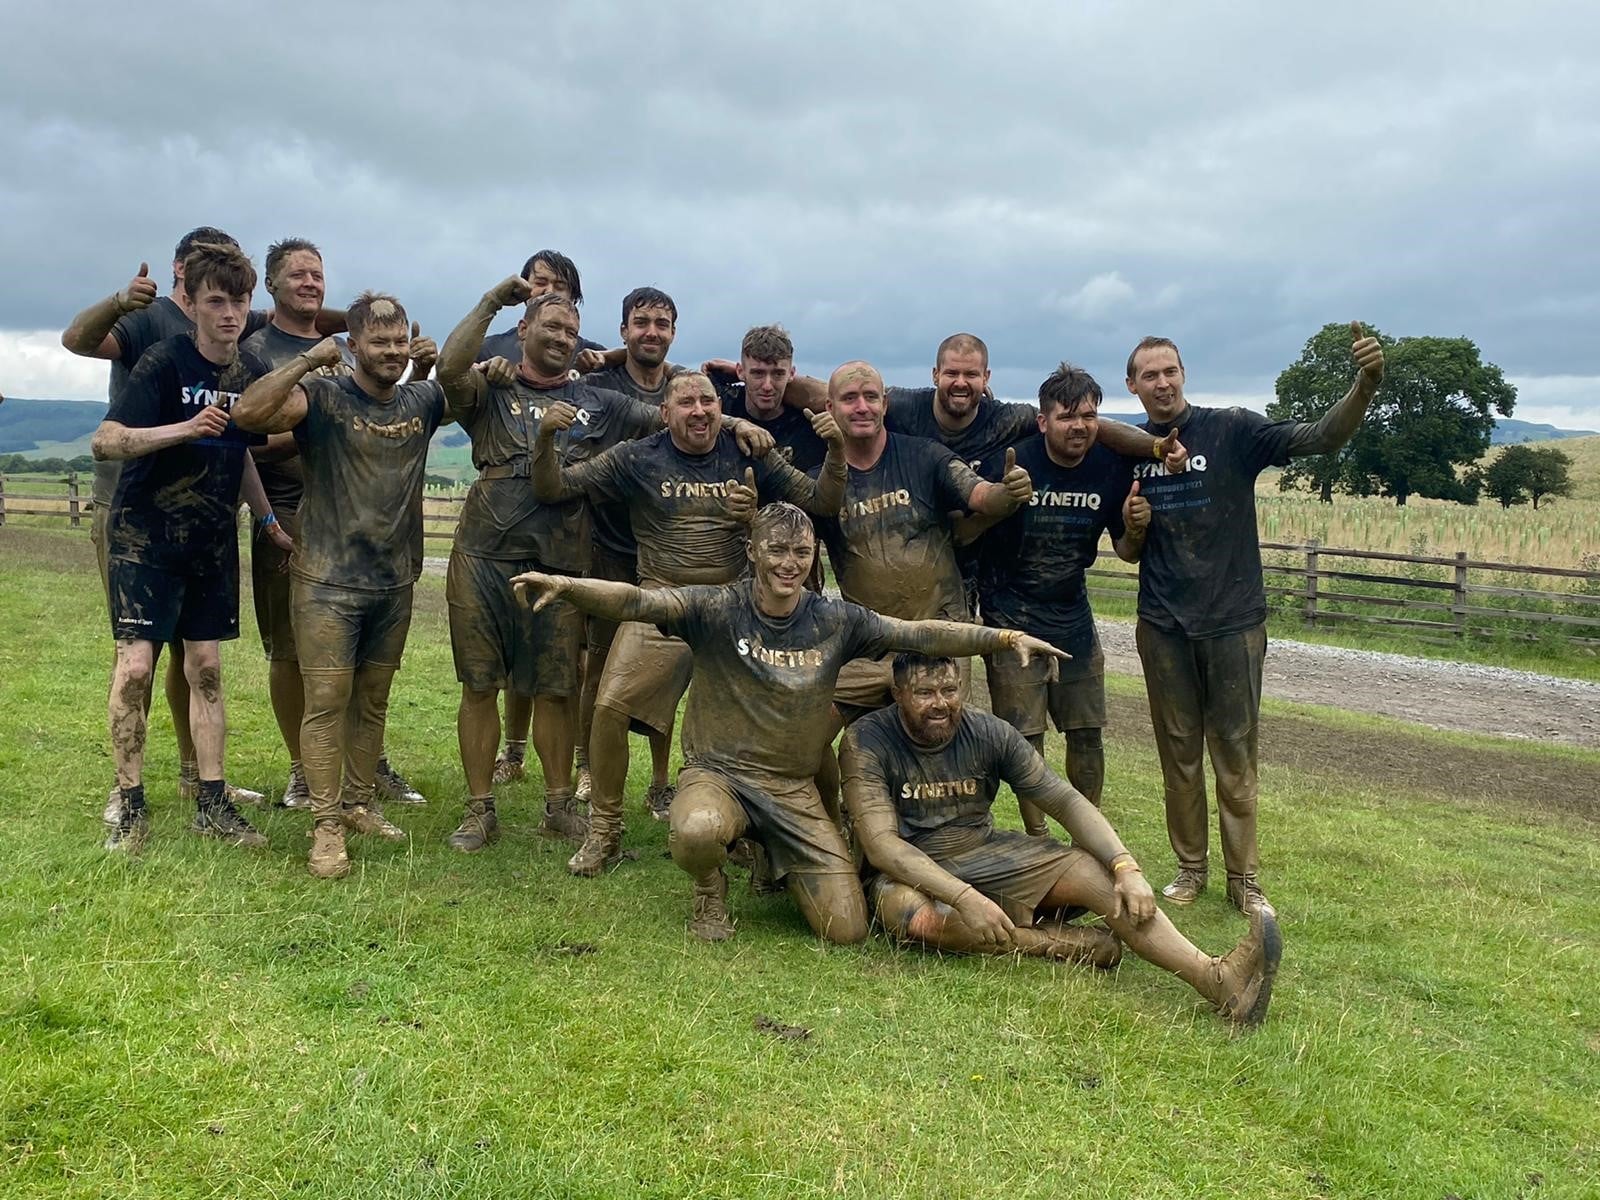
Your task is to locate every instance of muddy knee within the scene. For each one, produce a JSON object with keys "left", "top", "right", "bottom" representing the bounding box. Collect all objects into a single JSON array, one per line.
[
  {"left": 669, "top": 802, "right": 739, "bottom": 874},
  {"left": 792, "top": 874, "right": 869, "bottom": 945},
  {"left": 875, "top": 882, "right": 938, "bottom": 942}
]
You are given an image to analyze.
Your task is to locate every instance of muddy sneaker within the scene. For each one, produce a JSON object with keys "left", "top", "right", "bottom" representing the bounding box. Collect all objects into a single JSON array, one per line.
[
  {"left": 375, "top": 757, "right": 425, "bottom": 806},
  {"left": 537, "top": 788, "right": 589, "bottom": 842},
  {"left": 179, "top": 771, "right": 267, "bottom": 809},
  {"left": 280, "top": 764, "right": 311, "bottom": 810},
  {"left": 729, "top": 837, "right": 784, "bottom": 896},
  {"left": 1034, "top": 923, "right": 1123, "bottom": 969},
  {"left": 341, "top": 803, "right": 406, "bottom": 841},
  {"left": 574, "top": 766, "right": 593, "bottom": 804},
  {"left": 102, "top": 785, "right": 123, "bottom": 828},
  {"left": 104, "top": 791, "right": 151, "bottom": 854},
  {"left": 308, "top": 819, "right": 350, "bottom": 880},
  {"left": 567, "top": 828, "right": 622, "bottom": 877},
  {"left": 492, "top": 752, "right": 526, "bottom": 785},
  {"left": 191, "top": 796, "right": 268, "bottom": 849},
  {"left": 448, "top": 797, "right": 499, "bottom": 853},
  {"left": 689, "top": 869, "right": 735, "bottom": 942},
  {"left": 645, "top": 782, "right": 676, "bottom": 823},
  {"left": 1227, "top": 875, "right": 1274, "bottom": 917},
  {"left": 1209, "top": 907, "right": 1284, "bottom": 1027},
  {"left": 1162, "top": 866, "right": 1208, "bottom": 905}
]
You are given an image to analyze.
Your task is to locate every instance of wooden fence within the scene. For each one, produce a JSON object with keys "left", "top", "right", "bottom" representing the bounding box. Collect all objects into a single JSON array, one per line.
[{"left": 8, "top": 475, "right": 1600, "bottom": 648}]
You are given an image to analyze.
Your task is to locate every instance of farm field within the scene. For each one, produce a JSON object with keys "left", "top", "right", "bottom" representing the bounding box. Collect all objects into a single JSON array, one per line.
[{"left": 1, "top": 524, "right": 1597, "bottom": 1198}]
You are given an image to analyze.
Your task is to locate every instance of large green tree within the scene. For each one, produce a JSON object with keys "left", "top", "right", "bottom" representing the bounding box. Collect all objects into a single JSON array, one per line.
[{"left": 1269, "top": 323, "right": 1516, "bottom": 505}]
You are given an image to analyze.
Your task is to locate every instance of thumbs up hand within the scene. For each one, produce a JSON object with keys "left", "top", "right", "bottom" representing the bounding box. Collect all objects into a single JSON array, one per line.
[
  {"left": 408, "top": 321, "right": 438, "bottom": 378},
  {"left": 1351, "top": 320, "right": 1384, "bottom": 388},
  {"left": 727, "top": 465, "right": 759, "bottom": 524},
  {"left": 1123, "top": 478, "right": 1151, "bottom": 535},
  {"left": 999, "top": 445, "right": 1033, "bottom": 510},
  {"left": 116, "top": 261, "right": 158, "bottom": 314}
]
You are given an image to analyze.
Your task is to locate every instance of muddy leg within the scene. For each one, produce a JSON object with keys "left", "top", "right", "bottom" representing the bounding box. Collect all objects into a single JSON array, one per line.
[
  {"left": 109, "top": 640, "right": 157, "bottom": 789},
  {"left": 165, "top": 641, "right": 196, "bottom": 763},
  {"left": 182, "top": 639, "right": 225, "bottom": 782},
  {"left": 269, "top": 659, "right": 305, "bottom": 760},
  {"left": 458, "top": 686, "right": 500, "bottom": 799},
  {"left": 787, "top": 873, "right": 868, "bottom": 946},
  {"left": 301, "top": 669, "right": 355, "bottom": 824},
  {"left": 531, "top": 694, "right": 574, "bottom": 792}
]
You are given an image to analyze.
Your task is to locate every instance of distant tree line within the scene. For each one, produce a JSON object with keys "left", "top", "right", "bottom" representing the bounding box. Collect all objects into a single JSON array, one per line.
[{"left": 0, "top": 453, "right": 96, "bottom": 476}]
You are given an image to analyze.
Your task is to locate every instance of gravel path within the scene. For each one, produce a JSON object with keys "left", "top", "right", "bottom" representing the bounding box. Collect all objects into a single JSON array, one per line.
[{"left": 1098, "top": 619, "right": 1600, "bottom": 749}]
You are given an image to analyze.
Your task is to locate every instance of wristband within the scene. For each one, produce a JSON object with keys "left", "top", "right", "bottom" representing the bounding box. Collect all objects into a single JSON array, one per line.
[
  {"left": 261, "top": 512, "right": 279, "bottom": 528},
  {"left": 1113, "top": 858, "right": 1141, "bottom": 874}
]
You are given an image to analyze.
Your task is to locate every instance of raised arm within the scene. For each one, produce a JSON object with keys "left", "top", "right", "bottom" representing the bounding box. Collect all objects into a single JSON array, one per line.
[
  {"left": 1284, "top": 322, "right": 1386, "bottom": 457},
  {"left": 61, "top": 263, "right": 158, "bottom": 359},
  {"left": 1098, "top": 421, "right": 1188, "bottom": 473},
  {"left": 754, "top": 410, "right": 847, "bottom": 515},
  {"left": 439, "top": 276, "right": 531, "bottom": 405},
  {"left": 235, "top": 338, "right": 342, "bottom": 434},
  {"left": 511, "top": 571, "right": 687, "bottom": 626}
]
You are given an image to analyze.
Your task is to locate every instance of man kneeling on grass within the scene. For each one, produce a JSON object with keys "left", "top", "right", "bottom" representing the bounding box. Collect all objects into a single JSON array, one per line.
[
  {"left": 511, "top": 502, "right": 1065, "bottom": 944},
  {"left": 840, "top": 653, "right": 1282, "bottom": 1026}
]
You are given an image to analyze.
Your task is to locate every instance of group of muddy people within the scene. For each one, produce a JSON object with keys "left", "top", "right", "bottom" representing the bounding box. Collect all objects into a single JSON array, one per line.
[{"left": 64, "top": 228, "right": 1386, "bottom": 1026}]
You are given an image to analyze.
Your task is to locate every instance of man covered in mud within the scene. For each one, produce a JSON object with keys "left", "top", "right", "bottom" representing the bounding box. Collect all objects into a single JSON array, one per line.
[
  {"left": 840, "top": 652, "right": 1282, "bottom": 1026},
  {"left": 531, "top": 371, "right": 847, "bottom": 876},
  {"left": 965, "top": 363, "right": 1148, "bottom": 831},
  {"left": 435, "top": 278, "right": 668, "bottom": 852},
  {"left": 234, "top": 292, "right": 447, "bottom": 880},
  {"left": 511, "top": 503, "right": 1071, "bottom": 943},
  {"left": 1125, "top": 325, "right": 1385, "bottom": 915},
  {"left": 702, "top": 325, "right": 829, "bottom": 474},
  {"left": 474, "top": 248, "right": 607, "bottom": 371},
  {"left": 89, "top": 242, "right": 282, "bottom": 852}
]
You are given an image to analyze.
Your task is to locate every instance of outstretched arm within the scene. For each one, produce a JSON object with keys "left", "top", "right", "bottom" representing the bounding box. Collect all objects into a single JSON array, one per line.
[
  {"left": 235, "top": 337, "right": 343, "bottom": 433},
  {"left": 1098, "top": 422, "right": 1188, "bottom": 473},
  {"left": 439, "top": 276, "right": 530, "bottom": 405},
  {"left": 876, "top": 616, "right": 1065, "bottom": 674},
  {"left": 511, "top": 571, "right": 686, "bottom": 626},
  {"left": 92, "top": 406, "right": 229, "bottom": 461},
  {"left": 1285, "top": 322, "right": 1386, "bottom": 456},
  {"left": 62, "top": 263, "right": 158, "bottom": 359}
]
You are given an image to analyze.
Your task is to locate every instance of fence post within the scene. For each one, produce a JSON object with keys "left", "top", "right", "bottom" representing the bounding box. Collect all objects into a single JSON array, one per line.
[
  {"left": 0, "top": 473, "right": 6, "bottom": 527},
  {"left": 1304, "top": 539, "right": 1319, "bottom": 625},
  {"left": 1452, "top": 551, "right": 1468, "bottom": 638},
  {"left": 68, "top": 471, "right": 81, "bottom": 528}
]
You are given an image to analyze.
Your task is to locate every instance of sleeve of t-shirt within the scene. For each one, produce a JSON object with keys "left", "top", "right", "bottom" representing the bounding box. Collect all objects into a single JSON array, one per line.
[
  {"left": 931, "top": 443, "right": 982, "bottom": 510},
  {"left": 294, "top": 375, "right": 337, "bottom": 444},
  {"left": 104, "top": 343, "right": 172, "bottom": 427},
  {"left": 652, "top": 585, "right": 715, "bottom": 643},
  {"left": 754, "top": 452, "right": 825, "bottom": 508},
  {"left": 1233, "top": 408, "right": 1298, "bottom": 474},
  {"left": 109, "top": 310, "right": 161, "bottom": 370},
  {"left": 884, "top": 387, "right": 931, "bottom": 433},
  {"left": 842, "top": 602, "right": 901, "bottom": 662},
  {"left": 560, "top": 441, "right": 635, "bottom": 504}
]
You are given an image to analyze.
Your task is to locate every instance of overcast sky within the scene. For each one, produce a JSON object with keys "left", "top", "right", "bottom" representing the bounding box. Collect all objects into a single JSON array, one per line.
[{"left": 4, "top": 1, "right": 1597, "bottom": 426}]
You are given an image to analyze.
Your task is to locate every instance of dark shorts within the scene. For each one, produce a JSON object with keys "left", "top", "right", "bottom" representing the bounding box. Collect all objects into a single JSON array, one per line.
[
  {"left": 108, "top": 553, "right": 240, "bottom": 645},
  {"left": 679, "top": 765, "right": 855, "bottom": 879},
  {"left": 446, "top": 550, "right": 580, "bottom": 697},
  {"left": 250, "top": 510, "right": 300, "bottom": 662},
  {"left": 984, "top": 636, "right": 1107, "bottom": 736},
  {"left": 291, "top": 576, "right": 413, "bottom": 674},
  {"left": 585, "top": 541, "right": 638, "bottom": 656},
  {"left": 867, "top": 832, "right": 1095, "bottom": 925}
]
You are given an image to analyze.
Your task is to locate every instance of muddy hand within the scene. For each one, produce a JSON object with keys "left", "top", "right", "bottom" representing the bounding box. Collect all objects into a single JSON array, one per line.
[
  {"left": 1110, "top": 861, "right": 1156, "bottom": 924},
  {"left": 807, "top": 407, "right": 844, "bottom": 448},
  {"left": 187, "top": 405, "right": 231, "bottom": 440},
  {"left": 408, "top": 322, "right": 437, "bottom": 373},
  {"left": 1001, "top": 446, "right": 1033, "bottom": 508},
  {"left": 303, "top": 336, "right": 344, "bottom": 371},
  {"left": 701, "top": 357, "right": 739, "bottom": 378},
  {"left": 117, "top": 262, "right": 157, "bottom": 313},
  {"left": 488, "top": 275, "right": 533, "bottom": 308},
  {"left": 573, "top": 348, "right": 606, "bottom": 374},
  {"left": 1155, "top": 430, "right": 1187, "bottom": 474},
  {"left": 266, "top": 522, "right": 294, "bottom": 557},
  {"left": 1123, "top": 480, "right": 1150, "bottom": 534},
  {"left": 538, "top": 400, "right": 578, "bottom": 439},
  {"left": 1351, "top": 321, "right": 1384, "bottom": 387},
  {"left": 511, "top": 571, "right": 564, "bottom": 612},
  {"left": 954, "top": 888, "right": 1017, "bottom": 949},
  {"left": 727, "top": 467, "right": 759, "bottom": 524},
  {"left": 733, "top": 421, "right": 775, "bottom": 459},
  {"left": 471, "top": 356, "right": 517, "bottom": 387},
  {"left": 1012, "top": 632, "right": 1068, "bottom": 681}
]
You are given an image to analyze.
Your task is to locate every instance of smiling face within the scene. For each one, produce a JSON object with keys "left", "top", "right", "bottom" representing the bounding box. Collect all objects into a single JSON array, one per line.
[
  {"left": 749, "top": 523, "right": 815, "bottom": 606},
  {"left": 350, "top": 320, "right": 411, "bottom": 389},
  {"left": 662, "top": 373, "right": 722, "bottom": 453},
  {"left": 622, "top": 303, "right": 675, "bottom": 369},
  {"left": 1127, "top": 344, "right": 1187, "bottom": 425},
  {"left": 894, "top": 661, "right": 964, "bottom": 746},
  {"left": 827, "top": 362, "right": 887, "bottom": 444},
  {"left": 270, "top": 249, "right": 325, "bottom": 322},
  {"left": 520, "top": 301, "right": 579, "bottom": 376},
  {"left": 1039, "top": 393, "right": 1099, "bottom": 467},
  {"left": 933, "top": 347, "right": 990, "bottom": 423}
]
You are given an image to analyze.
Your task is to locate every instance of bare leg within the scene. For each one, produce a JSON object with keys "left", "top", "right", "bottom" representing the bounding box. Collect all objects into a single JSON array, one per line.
[
  {"left": 458, "top": 686, "right": 500, "bottom": 799},
  {"left": 182, "top": 640, "right": 225, "bottom": 781},
  {"left": 108, "top": 640, "right": 157, "bottom": 789},
  {"left": 878, "top": 881, "right": 1115, "bottom": 964},
  {"left": 1018, "top": 732, "right": 1048, "bottom": 836},
  {"left": 531, "top": 694, "right": 574, "bottom": 792},
  {"left": 269, "top": 659, "right": 305, "bottom": 759},
  {"left": 165, "top": 642, "right": 196, "bottom": 764}
]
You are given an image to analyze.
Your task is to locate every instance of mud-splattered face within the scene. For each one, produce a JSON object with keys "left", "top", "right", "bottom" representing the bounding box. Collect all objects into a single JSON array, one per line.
[
  {"left": 828, "top": 366, "right": 886, "bottom": 443},
  {"left": 527, "top": 260, "right": 573, "bottom": 300},
  {"left": 895, "top": 663, "right": 964, "bottom": 746},
  {"left": 622, "top": 304, "right": 675, "bottom": 369},
  {"left": 271, "top": 250, "right": 325, "bottom": 322},
  {"left": 351, "top": 320, "right": 411, "bottom": 389},
  {"left": 1039, "top": 395, "right": 1099, "bottom": 467},
  {"left": 185, "top": 283, "right": 250, "bottom": 350},
  {"left": 933, "top": 348, "right": 990, "bottom": 423},
  {"left": 738, "top": 356, "right": 794, "bottom": 419},
  {"left": 520, "top": 304, "right": 580, "bottom": 376},
  {"left": 749, "top": 527, "right": 815, "bottom": 605},
  {"left": 1127, "top": 345, "right": 1186, "bottom": 425},
  {"left": 662, "top": 375, "right": 722, "bottom": 453}
]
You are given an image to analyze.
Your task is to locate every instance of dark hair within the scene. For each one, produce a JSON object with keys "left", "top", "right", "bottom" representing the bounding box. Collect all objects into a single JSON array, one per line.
[
  {"left": 182, "top": 242, "right": 256, "bottom": 300},
  {"left": 521, "top": 249, "right": 583, "bottom": 305},
  {"left": 173, "top": 226, "right": 239, "bottom": 287},
  {"left": 741, "top": 324, "right": 794, "bottom": 363},
  {"left": 1126, "top": 336, "right": 1184, "bottom": 380},
  {"left": 935, "top": 332, "right": 988, "bottom": 369},
  {"left": 891, "top": 652, "right": 959, "bottom": 689},
  {"left": 1037, "top": 361, "right": 1103, "bottom": 416},
  {"left": 751, "top": 501, "right": 815, "bottom": 546},
  {"left": 346, "top": 291, "right": 409, "bottom": 339},
  {"left": 264, "top": 237, "right": 321, "bottom": 291},
  {"left": 523, "top": 292, "right": 579, "bottom": 322},
  {"left": 621, "top": 286, "right": 677, "bottom": 325}
]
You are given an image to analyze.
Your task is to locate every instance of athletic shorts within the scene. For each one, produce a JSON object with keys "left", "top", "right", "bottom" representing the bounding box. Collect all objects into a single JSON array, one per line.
[
  {"left": 585, "top": 541, "right": 639, "bottom": 656},
  {"left": 250, "top": 509, "right": 300, "bottom": 662},
  {"left": 446, "top": 550, "right": 580, "bottom": 697},
  {"left": 594, "top": 615, "right": 691, "bottom": 735},
  {"left": 291, "top": 577, "right": 413, "bottom": 674},
  {"left": 984, "top": 637, "right": 1107, "bottom": 737},
  {"left": 108, "top": 554, "right": 241, "bottom": 645},
  {"left": 834, "top": 654, "right": 972, "bottom": 724},
  {"left": 679, "top": 765, "right": 855, "bottom": 880},
  {"left": 867, "top": 833, "right": 1098, "bottom": 926}
]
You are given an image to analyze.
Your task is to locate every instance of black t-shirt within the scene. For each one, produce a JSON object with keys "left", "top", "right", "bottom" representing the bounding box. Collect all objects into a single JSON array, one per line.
[
  {"left": 476, "top": 327, "right": 605, "bottom": 366},
  {"left": 713, "top": 376, "right": 829, "bottom": 474},
  {"left": 94, "top": 297, "right": 268, "bottom": 505},
  {"left": 885, "top": 387, "right": 1039, "bottom": 479},
  {"left": 579, "top": 362, "right": 680, "bottom": 559},
  {"left": 237, "top": 324, "right": 356, "bottom": 514},
  {"left": 978, "top": 440, "right": 1131, "bottom": 652},
  {"left": 809, "top": 433, "right": 980, "bottom": 621},
  {"left": 105, "top": 335, "right": 265, "bottom": 571},
  {"left": 1135, "top": 405, "right": 1298, "bottom": 638}
]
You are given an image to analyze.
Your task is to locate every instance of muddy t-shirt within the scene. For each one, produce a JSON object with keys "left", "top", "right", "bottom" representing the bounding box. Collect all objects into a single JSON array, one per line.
[
  {"left": 579, "top": 362, "right": 680, "bottom": 559},
  {"left": 978, "top": 440, "right": 1131, "bottom": 652},
  {"left": 810, "top": 433, "right": 980, "bottom": 621},
  {"left": 93, "top": 297, "right": 269, "bottom": 505},
  {"left": 713, "top": 377, "right": 829, "bottom": 474},
  {"left": 104, "top": 335, "right": 265, "bottom": 570},
  {"left": 656, "top": 580, "right": 902, "bottom": 778},
  {"left": 292, "top": 375, "right": 447, "bottom": 591},
  {"left": 476, "top": 327, "right": 604, "bottom": 366},
  {"left": 451, "top": 373, "right": 659, "bottom": 569},
  {"left": 560, "top": 427, "right": 824, "bottom": 586},
  {"left": 843, "top": 705, "right": 1048, "bottom": 860},
  {"left": 238, "top": 324, "right": 355, "bottom": 514},
  {"left": 1135, "top": 405, "right": 1297, "bottom": 638},
  {"left": 885, "top": 387, "right": 1039, "bottom": 479}
]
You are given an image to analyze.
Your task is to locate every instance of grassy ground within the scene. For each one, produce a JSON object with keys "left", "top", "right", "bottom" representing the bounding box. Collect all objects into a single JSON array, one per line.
[{"left": 1, "top": 525, "right": 1598, "bottom": 1198}]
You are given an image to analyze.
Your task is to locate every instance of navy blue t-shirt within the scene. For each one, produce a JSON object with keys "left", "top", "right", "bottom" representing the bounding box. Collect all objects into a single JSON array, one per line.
[{"left": 713, "top": 376, "right": 829, "bottom": 474}]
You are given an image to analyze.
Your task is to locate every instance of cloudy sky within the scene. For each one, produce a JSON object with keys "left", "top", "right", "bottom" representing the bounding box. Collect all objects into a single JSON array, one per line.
[{"left": 5, "top": 1, "right": 1597, "bottom": 426}]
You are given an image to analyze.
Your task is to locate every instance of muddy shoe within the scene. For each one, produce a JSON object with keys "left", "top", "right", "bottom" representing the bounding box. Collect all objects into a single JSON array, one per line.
[
  {"left": 645, "top": 782, "right": 676, "bottom": 823},
  {"left": 341, "top": 803, "right": 406, "bottom": 842},
  {"left": 537, "top": 788, "right": 589, "bottom": 842},
  {"left": 492, "top": 752, "right": 526, "bottom": 785},
  {"left": 104, "top": 792, "right": 151, "bottom": 855},
  {"left": 689, "top": 869, "right": 735, "bottom": 942},
  {"left": 1036, "top": 923, "right": 1123, "bottom": 969},
  {"left": 447, "top": 797, "right": 499, "bottom": 853},
  {"left": 1227, "top": 875, "right": 1274, "bottom": 917},
  {"left": 280, "top": 764, "right": 311, "bottom": 810},
  {"left": 191, "top": 796, "right": 268, "bottom": 849},
  {"left": 375, "top": 757, "right": 425, "bottom": 806},
  {"left": 308, "top": 819, "right": 350, "bottom": 880},
  {"left": 1209, "top": 907, "right": 1284, "bottom": 1027},
  {"left": 567, "top": 828, "right": 622, "bottom": 877},
  {"left": 1162, "top": 866, "right": 1208, "bottom": 905},
  {"left": 574, "top": 766, "right": 593, "bottom": 804}
]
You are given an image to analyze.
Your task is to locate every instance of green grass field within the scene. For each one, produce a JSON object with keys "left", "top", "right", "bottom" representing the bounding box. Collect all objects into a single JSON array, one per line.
[{"left": 1, "top": 526, "right": 1598, "bottom": 1198}]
